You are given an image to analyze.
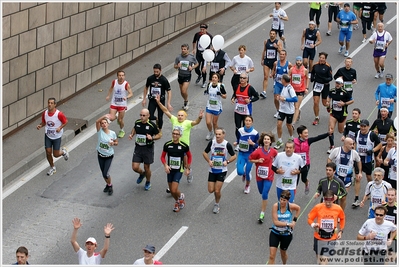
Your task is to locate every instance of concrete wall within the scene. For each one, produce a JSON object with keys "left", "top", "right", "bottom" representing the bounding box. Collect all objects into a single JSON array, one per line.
[{"left": 2, "top": 2, "right": 235, "bottom": 136}]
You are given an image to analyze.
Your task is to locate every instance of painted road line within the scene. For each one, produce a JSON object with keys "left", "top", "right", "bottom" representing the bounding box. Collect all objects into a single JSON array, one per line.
[{"left": 154, "top": 226, "right": 188, "bottom": 261}]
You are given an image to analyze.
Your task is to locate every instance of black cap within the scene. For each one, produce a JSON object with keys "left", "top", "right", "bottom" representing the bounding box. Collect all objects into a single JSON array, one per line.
[
  {"left": 200, "top": 24, "right": 208, "bottom": 29},
  {"left": 143, "top": 245, "right": 155, "bottom": 253},
  {"left": 344, "top": 3, "right": 350, "bottom": 7},
  {"left": 360, "top": 119, "right": 369, "bottom": 126}
]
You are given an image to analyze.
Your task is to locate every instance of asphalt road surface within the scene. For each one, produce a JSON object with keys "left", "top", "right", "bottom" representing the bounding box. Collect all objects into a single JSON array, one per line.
[{"left": 2, "top": 2, "right": 397, "bottom": 266}]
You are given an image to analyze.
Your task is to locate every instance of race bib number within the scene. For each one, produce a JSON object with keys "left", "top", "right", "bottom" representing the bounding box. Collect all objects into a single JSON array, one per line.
[
  {"left": 238, "top": 140, "right": 249, "bottom": 152},
  {"left": 180, "top": 60, "right": 189, "bottom": 70},
  {"left": 257, "top": 166, "right": 269, "bottom": 179},
  {"left": 299, "top": 153, "right": 306, "bottom": 163},
  {"left": 341, "top": 20, "right": 349, "bottom": 29},
  {"left": 275, "top": 74, "right": 282, "bottom": 83},
  {"left": 371, "top": 197, "right": 382, "bottom": 204},
  {"left": 337, "top": 164, "right": 350, "bottom": 177},
  {"left": 235, "top": 103, "right": 249, "bottom": 115},
  {"left": 348, "top": 130, "right": 356, "bottom": 141},
  {"left": 376, "top": 40, "right": 385, "bottom": 50},
  {"left": 378, "top": 134, "right": 387, "bottom": 143},
  {"left": 272, "top": 17, "right": 279, "bottom": 29},
  {"left": 212, "top": 157, "right": 224, "bottom": 169},
  {"left": 151, "top": 87, "right": 161, "bottom": 95},
  {"left": 266, "top": 49, "right": 276, "bottom": 59},
  {"left": 357, "top": 144, "right": 368, "bottom": 155},
  {"left": 209, "top": 99, "right": 218, "bottom": 105},
  {"left": 210, "top": 62, "right": 219, "bottom": 72},
  {"left": 135, "top": 134, "right": 147, "bottom": 146},
  {"left": 46, "top": 129, "right": 55, "bottom": 136},
  {"left": 313, "top": 82, "right": 324, "bottom": 93},
  {"left": 332, "top": 100, "right": 342, "bottom": 111},
  {"left": 282, "top": 177, "right": 292, "bottom": 185},
  {"left": 114, "top": 97, "right": 123, "bottom": 103},
  {"left": 362, "top": 10, "right": 371, "bottom": 18},
  {"left": 344, "top": 82, "right": 353, "bottom": 91},
  {"left": 304, "top": 39, "right": 314, "bottom": 48},
  {"left": 321, "top": 219, "right": 334, "bottom": 231},
  {"left": 384, "top": 215, "right": 395, "bottom": 223},
  {"left": 99, "top": 142, "right": 110, "bottom": 151},
  {"left": 169, "top": 156, "right": 181, "bottom": 169},
  {"left": 237, "top": 65, "right": 247, "bottom": 73},
  {"left": 381, "top": 98, "right": 391, "bottom": 108},
  {"left": 292, "top": 74, "right": 301, "bottom": 84}
]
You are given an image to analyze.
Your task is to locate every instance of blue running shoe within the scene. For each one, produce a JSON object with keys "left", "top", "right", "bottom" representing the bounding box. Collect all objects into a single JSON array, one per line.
[
  {"left": 136, "top": 174, "right": 145, "bottom": 184},
  {"left": 144, "top": 182, "right": 151, "bottom": 191}
]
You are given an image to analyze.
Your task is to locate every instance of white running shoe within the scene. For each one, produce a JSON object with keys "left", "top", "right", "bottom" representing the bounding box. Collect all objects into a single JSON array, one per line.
[
  {"left": 352, "top": 199, "right": 361, "bottom": 208},
  {"left": 244, "top": 185, "right": 250, "bottom": 194},
  {"left": 213, "top": 204, "right": 220, "bottom": 214},
  {"left": 362, "top": 38, "right": 367, "bottom": 43},
  {"left": 187, "top": 170, "right": 193, "bottom": 183},
  {"left": 379, "top": 71, "right": 384, "bottom": 78},
  {"left": 375, "top": 73, "right": 380, "bottom": 79},
  {"left": 47, "top": 167, "right": 56, "bottom": 176},
  {"left": 338, "top": 46, "right": 345, "bottom": 54},
  {"left": 344, "top": 51, "right": 349, "bottom": 57},
  {"left": 182, "top": 101, "right": 189, "bottom": 111},
  {"left": 206, "top": 131, "right": 213, "bottom": 141},
  {"left": 260, "top": 91, "right": 267, "bottom": 99},
  {"left": 61, "top": 147, "right": 69, "bottom": 161}
]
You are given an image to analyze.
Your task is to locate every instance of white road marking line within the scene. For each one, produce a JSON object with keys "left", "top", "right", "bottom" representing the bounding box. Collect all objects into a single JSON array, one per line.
[{"left": 154, "top": 226, "right": 188, "bottom": 261}]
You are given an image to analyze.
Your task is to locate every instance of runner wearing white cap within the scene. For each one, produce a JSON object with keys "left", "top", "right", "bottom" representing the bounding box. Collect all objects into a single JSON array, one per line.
[{"left": 70, "top": 217, "right": 114, "bottom": 265}]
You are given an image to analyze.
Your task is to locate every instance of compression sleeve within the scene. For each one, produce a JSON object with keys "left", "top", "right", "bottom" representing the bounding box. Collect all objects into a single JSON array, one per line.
[{"left": 160, "top": 151, "right": 167, "bottom": 165}]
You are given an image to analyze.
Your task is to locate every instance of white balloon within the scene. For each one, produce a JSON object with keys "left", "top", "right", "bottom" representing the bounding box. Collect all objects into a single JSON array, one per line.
[
  {"left": 199, "top": 35, "right": 211, "bottom": 50},
  {"left": 212, "top": 35, "right": 225, "bottom": 50},
  {"left": 203, "top": 49, "right": 215, "bottom": 62},
  {"left": 394, "top": 117, "right": 398, "bottom": 130}
]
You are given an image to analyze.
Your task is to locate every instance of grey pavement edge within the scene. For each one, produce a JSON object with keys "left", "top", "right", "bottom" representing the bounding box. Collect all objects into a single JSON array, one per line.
[{"left": 2, "top": 3, "right": 274, "bottom": 188}]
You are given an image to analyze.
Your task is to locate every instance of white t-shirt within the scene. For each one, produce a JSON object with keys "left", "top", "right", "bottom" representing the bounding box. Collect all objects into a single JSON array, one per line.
[
  {"left": 368, "top": 30, "right": 393, "bottom": 48},
  {"left": 133, "top": 257, "right": 160, "bottom": 265},
  {"left": 278, "top": 84, "right": 296, "bottom": 114},
  {"left": 273, "top": 152, "right": 305, "bottom": 190},
  {"left": 358, "top": 219, "right": 396, "bottom": 251},
  {"left": 77, "top": 248, "right": 102, "bottom": 265},
  {"left": 271, "top": 8, "right": 287, "bottom": 30},
  {"left": 386, "top": 148, "right": 397, "bottom": 181},
  {"left": 365, "top": 181, "right": 391, "bottom": 210},
  {"left": 231, "top": 55, "right": 254, "bottom": 75}
]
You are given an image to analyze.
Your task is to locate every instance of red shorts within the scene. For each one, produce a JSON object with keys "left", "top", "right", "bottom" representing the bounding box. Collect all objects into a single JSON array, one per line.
[{"left": 110, "top": 105, "right": 127, "bottom": 112}]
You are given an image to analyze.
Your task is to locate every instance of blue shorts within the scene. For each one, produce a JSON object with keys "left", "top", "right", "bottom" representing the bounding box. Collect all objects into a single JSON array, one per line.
[
  {"left": 257, "top": 179, "right": 273, "bottom": 200},
  {"left": 274, "top": 82, "right": 283, "bottom": 94},
  {"left": 339, "top": 30, "right": 353, "bottom": 43},
  {"left": 206, "top": 108, "right": 222, "bottom": 116},
  {"left": 277, "top": 188, "right": 296, "bottom": 203},
  {"left": 368, "top": 207, "right": 375, "bottom": 219},
  {"left": 45, "top": 135, "right": 62, "bottom": 150},
  {"left": 167, "top": 171, "right": 183, "bottom": 183}
]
